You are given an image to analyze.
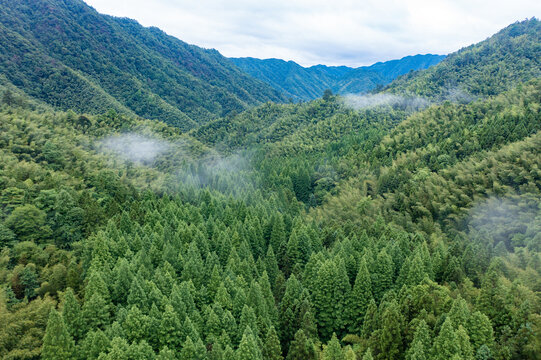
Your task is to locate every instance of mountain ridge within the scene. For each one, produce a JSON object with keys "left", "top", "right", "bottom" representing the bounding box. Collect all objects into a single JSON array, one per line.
[
  {"left": 0, "top": 0, "right": 286, "bottom": 131},
  {"left": 229, "top": 54, "right": 446, "bottom": 100}
]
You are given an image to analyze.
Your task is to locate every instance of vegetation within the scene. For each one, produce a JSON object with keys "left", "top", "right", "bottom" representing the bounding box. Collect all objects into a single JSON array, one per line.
[
  {"left": 0, "top": 9, "right": 540, "bottom": 360},
  {"left": 0, "top": 0, "right": 284, "bottom": 131}
]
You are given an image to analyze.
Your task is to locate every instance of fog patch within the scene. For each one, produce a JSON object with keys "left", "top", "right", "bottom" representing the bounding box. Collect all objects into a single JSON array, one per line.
[
  {"left": 467, "top": 195, "right": 540, "bottom": 249},
  {"left": 342, "top": 93, "right": 429, "bottom": 111},
  {"left": 444, "top": 87, "right": 478, "bottom": 104},
  {"left": 100, "top": 133, "right": 172, "bottom": 164},
  {"left": 176, "top": 152, "right": 255, "bottom": 194}
]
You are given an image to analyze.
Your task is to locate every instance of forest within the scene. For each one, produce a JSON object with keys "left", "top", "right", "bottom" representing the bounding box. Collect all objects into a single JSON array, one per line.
[{"left": 0, "top": 5, "right": 540, "bottom": 360}]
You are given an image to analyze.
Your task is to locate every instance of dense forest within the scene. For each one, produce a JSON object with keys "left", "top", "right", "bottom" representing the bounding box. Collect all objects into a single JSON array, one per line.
[
  {"left": 0, "top": 0, "right": 284, "bottom": 131},
  {"left": 0, "top": 5, "right": 540, "bottom": 360}
]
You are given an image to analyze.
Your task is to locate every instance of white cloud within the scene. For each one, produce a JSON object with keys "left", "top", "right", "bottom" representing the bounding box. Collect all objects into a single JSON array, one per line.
[{"left": 85, "top": 0, "right": 541, "bottom": 67}]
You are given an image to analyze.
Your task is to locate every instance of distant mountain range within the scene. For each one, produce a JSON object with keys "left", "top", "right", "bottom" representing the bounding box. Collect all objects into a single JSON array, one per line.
[
  {"left": 229, "top": 54, "right": 446, "bottom": 101},
  {"left": 0, "top": 0, "right": 285, "bottom": 130}
]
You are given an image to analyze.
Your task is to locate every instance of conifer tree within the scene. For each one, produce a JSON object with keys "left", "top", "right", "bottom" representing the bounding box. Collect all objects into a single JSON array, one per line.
[
  {"left": 378, "top": 300, "right": 403, "bottom": 360},
  {"left": 82, "top": 292, "right": 110, "bottom": 332},
  {"left": 180, "top": 336, "right": 206, "bottom": 360},
  {"left": 348, "top": 257, "right": 373, "bottom": 334},
  {"left": 466, "top": 311, "right": 494, "bottom": 352},
  {"left": 79, "top": 330, "right": 110, "bottom": 360},
  {"left": 286, "top": 329, "right": 316, "bottom": 360},
  {"left": 372, "top": 249, "right": 393, "bottom": 302},
  {"left": 61, "top": 288, "right": 82, "bottom": 341},
  {"left": 322, "top": 333, "right": 345, "bottom": 360},
  {"left": 343, "top": 346, "right": 356, "bottom": 360},
  {"left": 431, "top": 318, "right": 460, "bottom": 360},
  {"left": 42, "top": 309, "right": 75, "bottom": 360},
  {"left": 405, "top": 320, "right": 431, "bottom": 360},
  {"left": 456, "top": 325, "right": 474, "bottom": 360},
  {"left": 263, "top": 326, "right": 283, "bottom": 360},
  {"left": 102, "top": 337, "right": 130, "bottom": 359},
  {"left": 237, "top": 326, "right": 263, "bottom": 360},
  {"left": 159, "top": 305, "right": 183, "bottom": 350}
]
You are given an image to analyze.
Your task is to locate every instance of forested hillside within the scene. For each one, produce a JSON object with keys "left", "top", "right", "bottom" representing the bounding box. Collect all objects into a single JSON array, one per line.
[
  {"left": 230, "top": 54, "right": 445, "bottom": 101},
  {"left": 386, "top": 19, "right": 541, "bottom": 99},
  {"left": 0, "top": 0, "right": 284, "bottom": 130},
  {"left": 0, "top": 10, "right": 540, "bottom": 360}
]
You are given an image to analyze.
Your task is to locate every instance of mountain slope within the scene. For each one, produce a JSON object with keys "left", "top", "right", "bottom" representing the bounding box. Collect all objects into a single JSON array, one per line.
[
  {"left": 0, "top": 0, "right": 285, "bottom": 130},
  {"left": 230, "top": 54, "right": 445, "bottom": 100},
  {"left": 386, "top": 18, "right": 541, "bottom": 99}
]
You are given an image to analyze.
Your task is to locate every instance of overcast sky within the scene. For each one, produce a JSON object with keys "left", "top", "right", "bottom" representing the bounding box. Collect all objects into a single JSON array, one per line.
[{"left": 85, "top": 0, "right": 540, "bottom": 67}]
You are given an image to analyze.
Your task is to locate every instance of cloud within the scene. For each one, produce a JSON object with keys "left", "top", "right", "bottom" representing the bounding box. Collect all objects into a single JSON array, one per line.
[{"left": 85, "top": 0, "right": 541, "bottom": 67}]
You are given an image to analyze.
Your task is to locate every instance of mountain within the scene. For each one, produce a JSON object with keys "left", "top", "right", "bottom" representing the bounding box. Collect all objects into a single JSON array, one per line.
[
  {"left": 0, "top": 0, "right": 285, "bottom": 130},
  {"left": 1, "top": 10, "right": 541, "bottom": 360},
  {"left": 386, "top": 18, "right": 541, "bottom": 99},
  {"left": 229, "top": 54, "right": 445, "bottom": 100}
]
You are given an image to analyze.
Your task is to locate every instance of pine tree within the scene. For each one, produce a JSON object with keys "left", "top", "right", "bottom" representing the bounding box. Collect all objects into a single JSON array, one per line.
[
  {"left": 263, "top": 326, "right": 283, "bottom": 360},
  {"left": 372, "top": 249, "right": 393, "bottom": 302},
  {"left": 312, "top": 259, "right": 350, "bottom": 340},
  {"left": 322, "top": 333, "right": 345, "bottom": 360},
  {"left": 343, "top": 346, "right": 356, "bottom": 360},
  {"left": 41, "top": 309, "right": 75, "bottom": 360},
  {"left": 61, "top": 288, "right": 82, "bottom": 341},
  {"left": 82, "top": 293, "right": 110, "bottom": 332},
  {"left": 431, "top": 318, "right": 460, "bottom": 360},
  {"left": 456, "top": 325, "right": 474, "bottom": 360},
  {"left": 405, "top": 320, "right": 431, "bottom": 360},
  {"left": 78, "top": 330, "right": 110, "bottom": 360},
  {"left": 378, "top": 300, "right": 403, "bottom": 360},
  {"left": 102, "top": 337, "right": 130, "bottom": 359},
  {"left": 361, "top": 299, "right": 378, "bottom": 339},
  {"left": 180, "top": 336, "right": 206, "bottom": 360},
  {"left": 348, "top": 257, "right": 373, "bottom": 334},
  {"left": 237, "top": 326, "right": 263, "bottom": 360},
  {"left": 159, "top": 305, "right": 183, "bottom": 350},
  {"left": 466, "top": 311, "right": 494, "bottom": 353},
  {"left": 286, "top": 329, "right": 316, "bottom": 360}
]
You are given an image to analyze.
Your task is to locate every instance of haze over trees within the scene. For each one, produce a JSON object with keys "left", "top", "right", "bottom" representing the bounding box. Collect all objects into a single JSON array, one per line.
[{"left": 0, "top": 1, "right": 540, "bottom": 359}]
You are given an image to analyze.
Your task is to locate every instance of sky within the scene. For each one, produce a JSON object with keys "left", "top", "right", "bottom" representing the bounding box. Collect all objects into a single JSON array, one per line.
[{"left": 85, "top": 0, "right": 541, "bottom": 67}]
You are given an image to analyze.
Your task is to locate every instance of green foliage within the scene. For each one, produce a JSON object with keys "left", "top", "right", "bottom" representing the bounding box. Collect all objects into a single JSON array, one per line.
[
  {"left": 0, "top": 15, "right": 540, "bottom": 360},
  {"left": 0, "top": 0, "right": 284, "bottom": 130},
  {"left": 41, "top": 309, "right": 75, "bottom": 360}
]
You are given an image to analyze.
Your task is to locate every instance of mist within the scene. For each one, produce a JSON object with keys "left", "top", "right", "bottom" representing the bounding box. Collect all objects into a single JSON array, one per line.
[
  {"left": 99, "top": 133, "right": 172, "bottom": 164},
  {"left": 341, "top": 93, "right": 430, "bottom": 111},
  {"left": 467, "top": 195, "right": 540, "bottom": 249}
]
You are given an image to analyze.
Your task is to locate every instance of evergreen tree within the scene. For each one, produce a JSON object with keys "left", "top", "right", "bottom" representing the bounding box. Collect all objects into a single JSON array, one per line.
[
  {"left": 372, "top": 249, "right": 393, "bottom": 302},
  {"left": 405, "top": 320, "right": 431, "bottom": 360},
  {"left": 322, "top": 333, "right": 345, "bottom": 360},
  {"left": 286, "top": 329, "right": 316, "bottom": 360},
  {"left": 466, "top": 311, "right": 494, "bottom": 353},
  {"left": 378, "top": 300, "right": 403, "bottom": 360},
  {"left": 42, "top": 309, "right": 75, "bottom": 360},
  {"left": 82, "top": 293, "right": 110, "bottom": 332},
  {"left": 348, "top": 257, "right": 373, "bottom": 334},
  {"left": 456, "top": 325, "right": 474, "bottom": 360},
  {"left": 431, "top": 318, "right": 460, "bottom": 360},
  {"left": 61, "top": 288, "right": 83, "bottom": 341},
  {"left": 263, "top": 326, "right": 283, "bottom": 360},
  {"left": 180, "top": 336, "right": 206, "bottom": 360},
  {"left": 237, "top": 326, "right": 263, "bottom": 360}
]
